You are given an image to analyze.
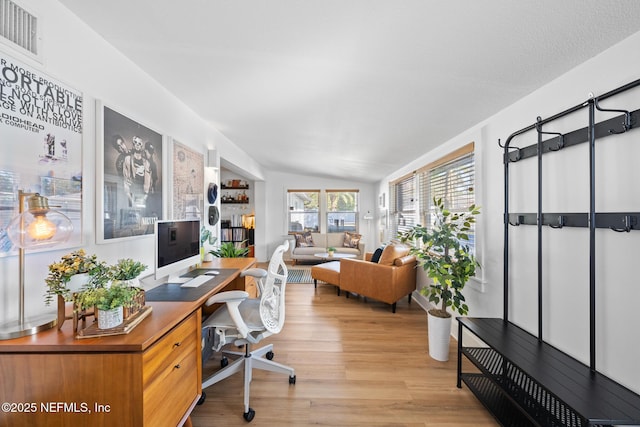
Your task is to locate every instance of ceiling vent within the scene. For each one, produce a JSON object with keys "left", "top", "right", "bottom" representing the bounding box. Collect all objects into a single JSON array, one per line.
[{"left": 0, "top": 0, "right": 40, "bottom": 59}]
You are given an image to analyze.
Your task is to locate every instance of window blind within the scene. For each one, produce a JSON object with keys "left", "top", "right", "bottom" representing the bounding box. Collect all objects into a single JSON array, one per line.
[
  {"left": 390, "top": 173, "right": 417, "bottom": 238},
  {"left": 419, "top": 152, "right": 475, "bottom": 251}
]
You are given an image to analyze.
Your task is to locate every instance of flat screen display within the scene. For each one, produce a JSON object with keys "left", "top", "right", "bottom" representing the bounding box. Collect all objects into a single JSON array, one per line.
[{"left": 154, "top": 219, "right": 200, "bottom": 280}]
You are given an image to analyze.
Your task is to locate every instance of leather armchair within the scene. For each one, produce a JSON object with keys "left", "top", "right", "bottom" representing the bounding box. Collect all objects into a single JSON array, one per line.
[{"left": 339, "top": 253, "right": 417, "bottom": 313}]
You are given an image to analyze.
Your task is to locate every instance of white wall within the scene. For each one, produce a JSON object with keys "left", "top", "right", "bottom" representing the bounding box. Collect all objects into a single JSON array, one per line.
[
  {"left": 378, "top": 31, "right": 640, "bottom": 394},
  {"left": 261, "top": 170, "right": 377, "bottom": 260},
  {"left": 0, "top": 1, "right": 263, "bottom": 323}
]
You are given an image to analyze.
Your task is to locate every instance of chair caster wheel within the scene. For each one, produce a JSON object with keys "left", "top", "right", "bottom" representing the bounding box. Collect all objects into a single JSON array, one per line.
[
  {"left": 266, "top": 351, "right": 274, "bottom": 360},
  {"left": 221, "top": 356, "right": 229, "bottom": 368},
  {"left": 197, "top": 392, "right": 206, "bottom": 405},
  {"left": 243, "top": 408, "right": 255, "bottom": 422},
  {"left": 289, "top": 375, "right": 296, "bottom": 384}
]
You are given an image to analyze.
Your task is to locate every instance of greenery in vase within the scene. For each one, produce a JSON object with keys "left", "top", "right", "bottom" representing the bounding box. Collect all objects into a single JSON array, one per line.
[
  {"left": 110, "top": 258, "right": 147, "bottom": 280},
  {"left": 327, "top": 247, "right": 336, "bottom": 254},
  {"left": 398, "top": 198, "right": 481, "bottom": 318},
  {"left": 44, "top": 249, "right": 110, "bottom": 305},
  {"left": 209, "top": 241, "right": 249, "bottom": 258},
  {"left": 74, "top": 282, "right": 141, "bottom": 312}
]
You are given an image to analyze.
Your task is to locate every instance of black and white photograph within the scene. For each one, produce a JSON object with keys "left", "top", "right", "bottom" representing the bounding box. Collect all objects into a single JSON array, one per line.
[{"left": 97, "top": 105, "right": 163, "bottom": 242}]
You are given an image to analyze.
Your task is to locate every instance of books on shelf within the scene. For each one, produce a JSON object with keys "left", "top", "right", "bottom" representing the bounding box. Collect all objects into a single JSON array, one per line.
[{"left": 221, "top": 226, "right": 246, "bottom": 242}]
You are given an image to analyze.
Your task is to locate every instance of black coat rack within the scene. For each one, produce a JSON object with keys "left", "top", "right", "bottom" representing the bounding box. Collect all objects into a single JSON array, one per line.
[{"left": 500, "top": 77, "right": 640, "bottom": 373}]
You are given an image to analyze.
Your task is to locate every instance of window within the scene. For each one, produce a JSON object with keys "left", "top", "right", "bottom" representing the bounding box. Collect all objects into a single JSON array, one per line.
[
  {"left": 390, "top": 173, "right": 417, "bottom": 238},
  {"left": 419, "top": 143, "right": 475, "bottom": 251},
  {"left": 326, "top": 190, "right": 358, "bottom": 232},
  {"left": 287, "top": 190, "right": 319, "bottom": 232},
  {"left": 389, "top": 142, "right": 476, "bottom": 252}
]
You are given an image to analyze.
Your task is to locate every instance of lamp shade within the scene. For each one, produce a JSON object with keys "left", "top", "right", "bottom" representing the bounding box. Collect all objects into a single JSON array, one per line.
[{"left": 6, "top": 194, "right": 73, "bottom": 249}]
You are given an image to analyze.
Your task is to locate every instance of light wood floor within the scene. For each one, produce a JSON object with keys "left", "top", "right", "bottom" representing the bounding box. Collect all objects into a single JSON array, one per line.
[{"left": 190, "top": 271, "right": 499, "bottom": 426}]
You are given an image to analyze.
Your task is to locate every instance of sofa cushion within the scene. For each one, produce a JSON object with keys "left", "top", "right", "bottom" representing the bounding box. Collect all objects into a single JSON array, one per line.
[
  {"left": 294, "top": 231, "right": 315, "bottom": 247},
  {"left": 378, "top": 244, "right": 410, "bottom": 266},
  {"left": 294, "top": 246, "right": 324, "bottom": 256},
  {"left": 343, "top": 231, "right": 362, "bottom": 248}
]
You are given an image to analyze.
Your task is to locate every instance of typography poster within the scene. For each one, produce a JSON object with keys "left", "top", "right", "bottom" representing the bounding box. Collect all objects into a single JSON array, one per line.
[
  {"left": 0, "top": 53, "right": 83, "bottom": 256},
  {"left": 172, "top": 140, "right": 203, "bottom": 220},
  {"left": 98, "top": 105, "right": 163, "bottom": 242}
]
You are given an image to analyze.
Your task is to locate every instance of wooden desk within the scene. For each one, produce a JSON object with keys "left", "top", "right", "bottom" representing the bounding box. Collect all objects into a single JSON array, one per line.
[{"left": 0, "top": 257, "right": 256, "bottom": 427}]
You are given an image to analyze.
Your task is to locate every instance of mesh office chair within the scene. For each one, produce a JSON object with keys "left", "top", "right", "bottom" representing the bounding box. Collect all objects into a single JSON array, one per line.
[{"left": 199, "top": 241, "right": 296, "bottom": 422}]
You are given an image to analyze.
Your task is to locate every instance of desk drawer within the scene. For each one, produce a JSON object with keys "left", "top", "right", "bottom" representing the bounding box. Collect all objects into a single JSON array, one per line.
[
  {"left": 143, "top": 312, "right": 197, "bottom": 385},
  {"left": 143, "top": 345, "right": 199, "bottom": 426},
  {"left": 142, "top": 312, "right": 199, "bottom": 426}
]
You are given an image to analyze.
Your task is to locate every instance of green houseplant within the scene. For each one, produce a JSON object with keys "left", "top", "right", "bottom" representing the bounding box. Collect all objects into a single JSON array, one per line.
[
  {"left": 44, "top": 249, "right": 110, "bottom": 305},
  {"left": 209, "top": 241, "right": 249, "bottom": 258},
  {"left": 110, "top": 258, "right": 147, "bottom": 286},
  {"left": 74, "top": 282, "right": 142, "bottom": 329},
  {"left": 399, "top": 197, "right": 480, "bottom": 360}
]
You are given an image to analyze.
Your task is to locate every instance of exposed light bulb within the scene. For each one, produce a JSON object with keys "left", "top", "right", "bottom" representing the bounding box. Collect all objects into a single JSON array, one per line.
[{"left": 26, "top": 215, "right": 57, "bottom": 240}]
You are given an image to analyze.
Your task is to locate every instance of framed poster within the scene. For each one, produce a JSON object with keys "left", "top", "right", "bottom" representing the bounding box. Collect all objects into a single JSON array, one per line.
[
  {"left": 172, "top": 140, "right": 204, "bottom": 220},
  {"left": 96, "top": 103, "right": 163, "bottom": 243},
  {"left": 0, "top": 53, "right": 83, "bottom": 256}
]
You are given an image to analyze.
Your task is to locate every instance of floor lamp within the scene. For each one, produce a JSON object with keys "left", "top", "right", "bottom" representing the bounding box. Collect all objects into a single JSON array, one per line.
[{"left": 0, "top": 191, "right": 73, "bottom": 340}]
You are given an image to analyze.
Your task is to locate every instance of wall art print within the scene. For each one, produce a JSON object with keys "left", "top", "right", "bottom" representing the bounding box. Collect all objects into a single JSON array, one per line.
[
  {"left": 172, "top": 140, "right": 204, "bottom": 220},
  {"left": 0, "top": 53, "right": 83, "bottom": 257},
  {"left": 97, "top": 104, "right": 163, "bottom": 243}
]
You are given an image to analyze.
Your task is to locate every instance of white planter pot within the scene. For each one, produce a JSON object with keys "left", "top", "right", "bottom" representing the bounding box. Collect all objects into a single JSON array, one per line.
[
  {"left": 113, "top": 277, "right": 140, "bottom": 288},
  {"left": 427, "top": 311, "right": 452, "bottom": 361},
  {"left": 67, "top": 273, "right": 90, "bottom": 293},
  {"left": 97, "top": 306, "right": 124, "bottom": 329}
]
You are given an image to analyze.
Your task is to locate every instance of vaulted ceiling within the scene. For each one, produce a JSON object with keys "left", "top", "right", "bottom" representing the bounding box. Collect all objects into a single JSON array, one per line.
[{"left": 59, "top": 0, "right": 640, "bottom": 182}]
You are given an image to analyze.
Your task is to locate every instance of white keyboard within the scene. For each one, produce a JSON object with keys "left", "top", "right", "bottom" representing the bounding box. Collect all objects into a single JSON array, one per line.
[{"left": 180, "top": 275, "right": 211, "bottom": 288}]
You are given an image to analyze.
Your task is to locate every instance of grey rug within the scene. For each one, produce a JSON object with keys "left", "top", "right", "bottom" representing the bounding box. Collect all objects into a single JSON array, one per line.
[{"left": 287, "top": 268, "right": 313, "bottom": 283}]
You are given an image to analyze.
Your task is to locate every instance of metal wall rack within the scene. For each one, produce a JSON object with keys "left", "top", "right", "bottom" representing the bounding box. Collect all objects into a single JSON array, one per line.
[{"left": 456, "top": 78, "right": 640, "bottom": 426}]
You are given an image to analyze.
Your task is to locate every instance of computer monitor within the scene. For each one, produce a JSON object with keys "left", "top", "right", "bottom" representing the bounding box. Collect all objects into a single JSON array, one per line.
[{"left": 154, "top": 219, "right": 201, "bottom": 280}]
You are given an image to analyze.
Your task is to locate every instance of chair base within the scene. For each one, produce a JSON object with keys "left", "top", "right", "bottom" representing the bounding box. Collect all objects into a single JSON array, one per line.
[{"left": 202, "top": 343, "right": 296, "bottom": 420}]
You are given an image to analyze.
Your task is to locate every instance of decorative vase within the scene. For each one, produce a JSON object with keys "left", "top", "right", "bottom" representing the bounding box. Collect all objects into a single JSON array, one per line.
[
  {"left": 328, "top": 251, "right": 335, "bottom": 258},
  {"left": 97, "top": 306, "right": 124, "bottom": 329},
  {"left": 427, "top": 311, "right": 452, "bottom": 361}
]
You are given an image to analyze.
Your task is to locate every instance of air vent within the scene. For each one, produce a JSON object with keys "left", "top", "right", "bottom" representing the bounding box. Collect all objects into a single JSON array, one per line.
[{"left": 0, "top": 0, "right": 39, "bottom": 57}]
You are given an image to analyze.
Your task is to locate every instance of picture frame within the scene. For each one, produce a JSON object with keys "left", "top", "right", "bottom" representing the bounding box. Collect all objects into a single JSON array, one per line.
[
  {"left": 0, "top": 53, "right": 84, "bottom": 256},
  {"left": 170, "top": 139, "right": 204, "bottom": 220},
  {"left": 96, "top": 102, "right": 164, "bottom": 243}
]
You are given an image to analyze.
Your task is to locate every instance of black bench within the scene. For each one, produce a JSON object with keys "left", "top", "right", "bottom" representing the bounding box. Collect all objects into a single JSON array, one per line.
[{"left": 457, "top": 317, "right": 640, "bottom": 427}]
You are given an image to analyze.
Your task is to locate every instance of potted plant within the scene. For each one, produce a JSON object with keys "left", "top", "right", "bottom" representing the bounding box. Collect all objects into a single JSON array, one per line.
[
  {"left": 74, "top": 282, "right": 141, "bottom": 329},
  {"left": 327, "top": 246, "right": 336, "bottom": 257},
  {"left": 110, "top": 258, "right": 147, "bottom": 287},
  {"left": 399, "top": 198, "right": 480, "bottom": 361},
  {"left": 209, "top": 241, "right": 249, "bottom": 258},
  {"left": 44, "top": 249, "right": 110, "bottom": 305}
]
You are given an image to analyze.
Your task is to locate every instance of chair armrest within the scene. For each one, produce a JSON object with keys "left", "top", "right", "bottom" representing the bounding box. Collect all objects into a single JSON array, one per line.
[
  {"left": 356, "top": 242, "right": 365, "bottom": 259},
  {"left": 205, "top": 290, "right": 249, "bottom": 306},
  {"left": 241, "top": 268, "right": 267, "bottom": 279},
  {"left": 204, "top": 290, "right": 251, "bottom": 339},
  {"left": 394, "top": 255, "right": 416, "bottom": 266}
]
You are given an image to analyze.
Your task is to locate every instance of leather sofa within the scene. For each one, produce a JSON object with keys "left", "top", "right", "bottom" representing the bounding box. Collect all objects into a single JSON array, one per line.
[
  {"left": 339, "top": 246, "right": 417, "bottom": 313},
  {"left": 290, "top": 232, "right": 365, "bottom": 264}
]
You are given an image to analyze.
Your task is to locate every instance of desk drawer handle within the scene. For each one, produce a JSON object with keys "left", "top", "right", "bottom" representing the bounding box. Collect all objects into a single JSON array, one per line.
[
  {"left": 174, "top": 364, "right": 181, "bottom": 369},
  {"left": 173, "top": 342, "right": 181, "bottom": 348}
]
